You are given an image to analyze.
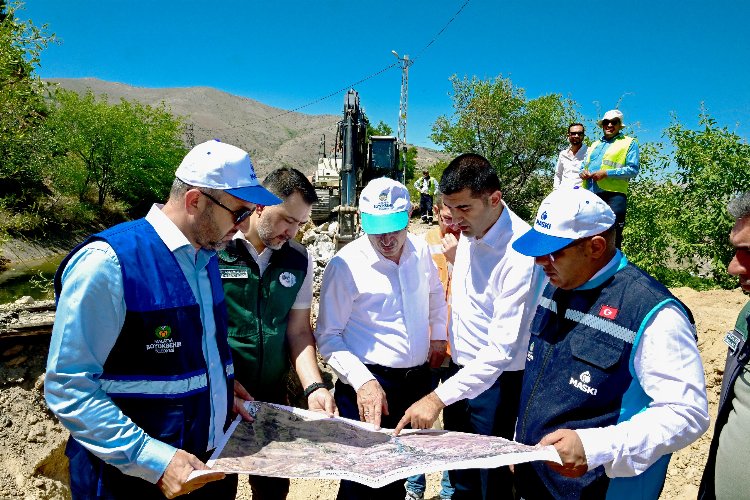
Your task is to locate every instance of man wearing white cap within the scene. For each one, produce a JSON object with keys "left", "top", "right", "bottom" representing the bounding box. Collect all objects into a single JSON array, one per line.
[
  {"left": 510, "top": 187, "right": 708, "bottom": 499},
  {"left": 579, "top": 109, "right": 640, "bottom": 249},
  {"left": 45, "top": 140, "right": 282, "bottom": 499},
  {"left": 315, "top": 177, "right": 448, "bottom": 499}
]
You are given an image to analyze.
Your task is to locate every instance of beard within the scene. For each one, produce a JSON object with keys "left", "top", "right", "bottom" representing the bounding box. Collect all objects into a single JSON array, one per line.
[
  {"left": 256, "top": 215, "right": 286, "bottom": 251},
  {"left": 193, "top": 204, "right": 230, "bottom": 251}
]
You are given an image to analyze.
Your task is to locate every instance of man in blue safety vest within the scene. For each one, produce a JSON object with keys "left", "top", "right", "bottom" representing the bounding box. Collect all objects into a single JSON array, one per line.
[{"left": 45, "top": 140, "right": 281, "bottom": 499}]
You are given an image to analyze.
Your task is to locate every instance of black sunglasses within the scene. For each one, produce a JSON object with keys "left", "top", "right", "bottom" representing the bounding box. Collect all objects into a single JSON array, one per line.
[
  {"left": 568, "top": 131, "right": 584, "bottom": 136},
  {"left": 200, "top": 191, "right": 255, "bottom": 225},
  {"left": 601, "top": 119, "right": 621, "bottom": 127}
]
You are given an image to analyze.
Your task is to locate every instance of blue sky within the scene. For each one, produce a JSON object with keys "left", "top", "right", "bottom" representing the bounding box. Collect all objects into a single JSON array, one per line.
[{"left": 19, "top": 0, "right": 750, "bottom": 149}]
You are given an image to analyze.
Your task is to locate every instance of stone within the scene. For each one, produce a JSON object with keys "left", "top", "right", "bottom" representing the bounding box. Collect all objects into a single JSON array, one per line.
[{"left": 14, "top": 296, "right": 34, "bottom": 305}]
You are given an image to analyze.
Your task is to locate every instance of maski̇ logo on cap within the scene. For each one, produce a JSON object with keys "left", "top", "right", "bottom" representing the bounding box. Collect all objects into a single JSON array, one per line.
[
  {"left": 373, "top": 191, "right": 393, "bottom": 210},
  {"left": 536, "top": 210, "right": 551, "bottom": 230}
]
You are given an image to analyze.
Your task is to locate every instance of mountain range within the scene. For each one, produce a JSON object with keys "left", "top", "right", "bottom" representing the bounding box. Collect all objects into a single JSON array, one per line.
[{"left": 45, "top": 78, "right": 447, "bottom": 179}]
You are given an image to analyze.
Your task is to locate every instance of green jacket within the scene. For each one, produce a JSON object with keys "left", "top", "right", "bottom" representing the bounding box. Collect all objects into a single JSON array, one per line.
[{"left": 219, "top": 238, "right": 308, "bottom": 402}]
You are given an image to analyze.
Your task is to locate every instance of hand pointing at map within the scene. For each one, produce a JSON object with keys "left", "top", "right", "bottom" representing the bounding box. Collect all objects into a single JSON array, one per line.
[
  {"left": 357, "top": 379, "right": 389, "bottom": 429},
  {"left": 393, "top": 391, "right": 445, "bottom": 435}
]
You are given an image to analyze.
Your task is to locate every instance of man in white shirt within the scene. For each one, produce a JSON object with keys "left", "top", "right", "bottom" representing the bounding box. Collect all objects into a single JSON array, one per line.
[
  {"left": 315, "top": 177, "right": 448, "bottom": 500},
  {"left": 396, "top": 153, "right": 540, "bottom": 500},
  {"left": 510, "top": 187, "right": 708, "bottom": 499},
  {"left": 553, "top": 123, "right": 588, "bottom": 190}
]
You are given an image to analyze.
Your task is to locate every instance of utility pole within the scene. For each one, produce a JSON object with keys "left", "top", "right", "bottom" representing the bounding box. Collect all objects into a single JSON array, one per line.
[{"left": 392, "top": 50, "right": 413, "bottom": 182}]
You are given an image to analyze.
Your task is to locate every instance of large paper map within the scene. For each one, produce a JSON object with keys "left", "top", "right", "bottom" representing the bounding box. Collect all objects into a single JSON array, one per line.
[{"left": 193, "top": 402, "right": 560, "bottom": 488}]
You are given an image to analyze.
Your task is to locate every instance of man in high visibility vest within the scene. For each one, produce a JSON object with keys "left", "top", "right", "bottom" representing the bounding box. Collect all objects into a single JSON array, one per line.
[{"left": 579, "top": 109, "right": 639, "bottom": 248}]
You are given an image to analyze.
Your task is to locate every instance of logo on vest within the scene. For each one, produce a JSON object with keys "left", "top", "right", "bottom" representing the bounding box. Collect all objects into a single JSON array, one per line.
[
  {"left": 279, "top": 272, "right": 296, "bottom": 288},
  {"left": 569, "top": 370, "right": 597, "bottom": 395},
  {"left": 527, "top": 341, "right": 534, "bottom": 362},
  {"left": 598, "top": 304, "right": 619, "bottom": 319},
  {"left": 146, "top": 325, "right": 182, "bottom": 353},
  {"left": 535, "top": 211, "right": 551, "bottom": 230}
]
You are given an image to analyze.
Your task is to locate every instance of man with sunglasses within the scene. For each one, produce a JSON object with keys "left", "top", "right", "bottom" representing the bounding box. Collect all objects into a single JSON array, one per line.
[
  {"left": 218, "top": 167, "right": 336, "bottom": 500},
  {"left": 511, "top": 187, "right": 708, "bottom": 499},
  {"left": 554, "top": 123, "right": 588, "bottom": 191},
  {"left": 580, "top": 109, "right": 640, "bottom": 249},
  {"left": 45, "top": 140, "right": 282, "bottom": 499}
]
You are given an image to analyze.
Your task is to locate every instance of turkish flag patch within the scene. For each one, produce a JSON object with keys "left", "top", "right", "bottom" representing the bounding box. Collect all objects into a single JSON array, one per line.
[{"left": 598, "top": 304, "right": 619, "bottom": 320}]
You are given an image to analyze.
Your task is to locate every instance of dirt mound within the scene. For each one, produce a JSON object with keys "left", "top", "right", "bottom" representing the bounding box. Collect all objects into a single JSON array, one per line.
[{"left": 0, "top": 285, "right": 745, "bottom": 499}]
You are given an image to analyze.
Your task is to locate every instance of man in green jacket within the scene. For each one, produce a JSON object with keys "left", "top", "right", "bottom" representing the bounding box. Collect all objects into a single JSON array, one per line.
[{"left": 218, "top": 167, "right": 336, "bottom": 500}]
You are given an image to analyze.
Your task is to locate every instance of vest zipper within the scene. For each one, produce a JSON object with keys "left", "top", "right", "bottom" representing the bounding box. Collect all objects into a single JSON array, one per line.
[{"left": 518, "top": 338, "right": 555, "bottom": 441}]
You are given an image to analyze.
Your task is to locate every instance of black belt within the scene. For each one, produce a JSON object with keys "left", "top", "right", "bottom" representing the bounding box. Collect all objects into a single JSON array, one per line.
[{"left": 365, "top": 362, "right": 430, "bottom": 380}]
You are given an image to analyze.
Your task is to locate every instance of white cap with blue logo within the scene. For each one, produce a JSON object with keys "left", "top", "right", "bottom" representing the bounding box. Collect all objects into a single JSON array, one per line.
[
  {"left": 512, "top": 187, "right": 615, "bottom": 257},
  {"left": 359, "top": 177, "right": 412, "bottom": 235},
  {"left": 175, "top": 139, "right": 282, "bottom": 206}
]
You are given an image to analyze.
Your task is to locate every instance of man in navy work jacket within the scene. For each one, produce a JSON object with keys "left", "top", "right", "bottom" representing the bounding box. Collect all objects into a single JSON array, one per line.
[
  {"left": 511, "top": 187, "right": 708, "bottom": 499},
  {"left": 45, "top": 140, "right": 281, "bottom": 499},
  {"left": 699, "top": 191, "right": 750, "bottom": 499}
]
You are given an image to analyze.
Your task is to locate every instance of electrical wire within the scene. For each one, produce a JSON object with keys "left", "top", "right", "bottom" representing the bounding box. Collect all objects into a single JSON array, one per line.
[{"left": 221, "top": 0, "right": 473, "bottom": 129}]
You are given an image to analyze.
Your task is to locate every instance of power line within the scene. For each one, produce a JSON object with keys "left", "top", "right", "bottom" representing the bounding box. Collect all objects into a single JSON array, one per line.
[{"left": 222, "top": 0, "right": 472, "bottom": 130}]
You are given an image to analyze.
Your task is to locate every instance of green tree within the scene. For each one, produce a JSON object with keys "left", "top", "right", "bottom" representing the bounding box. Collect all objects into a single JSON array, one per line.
[
  {"left": 625, "top": 109, "right": 750, "bottom": 288},
  {"left": 0, "top": 1, "right": 54, "bottom": 208},
  {"left": 367, "top": 120, "right": 393, "bottom": 137},
  {"left": 46, "top": 89, "right": 187, "bottom": 213},
  {"left": 430, "top": 74, "right": 578, "bottom": 219}
]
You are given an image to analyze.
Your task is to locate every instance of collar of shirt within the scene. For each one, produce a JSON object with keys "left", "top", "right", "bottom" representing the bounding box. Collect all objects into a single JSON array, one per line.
[
  {"left": 361, "top": 233, "right": 416, "bottom": 267},
  {"left": 576, "top": 250, "right": 627, "bottom": 290},
  {"left": 600, "top": 132, "right": 625, "bottom": 143},
  {"left": 466, "top": 202, "right": 510, "bottom": 250},
  {"left": 561, "top": 144, "right": 588, "bottom": 160},
  {"left": 145, "top": 204, "right": 212, "bottom": 268},
  {"left": 233, "top": 231, "right": 274, "bottom": 275}
]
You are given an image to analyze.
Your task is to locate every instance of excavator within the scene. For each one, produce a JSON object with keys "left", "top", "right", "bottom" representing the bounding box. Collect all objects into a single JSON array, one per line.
[{"left": 311, "top": 89, "right": 402, "bottom": 247}]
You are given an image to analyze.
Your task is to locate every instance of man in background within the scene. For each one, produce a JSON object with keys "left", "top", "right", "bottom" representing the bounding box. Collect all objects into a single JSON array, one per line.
[
  {"left": 45, "top": 140, "right": 281, "bottom": 499},
  {"left": 414, "top": 169, "right": 439, "bottom": 224},
  {"left": 218, "top": 167, "right": 336, "bottom": 500},
  {"left": 699, "top": 191, "right": 750, "bottom": 499},
  {"left": 315, "top": 177, "right": 447, "bottom": 499},
  {"left": 580, "top": 109, "right": 640, "bottom": 248},
  {"left": 554, "top": 123, "right": 587, "bottom": 190}
]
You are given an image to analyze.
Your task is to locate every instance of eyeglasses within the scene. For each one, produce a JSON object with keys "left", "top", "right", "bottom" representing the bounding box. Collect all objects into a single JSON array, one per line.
[
  {"left": 568, "top": 131, "right": 584, "bottom": 136},
  {"left": 200, "top": 191, "right": 255, "bottom": 225},
  {"left": 601, "top": 119, "right": 621, "bottom": 127},
  {"left": 548, "top": 237, "right": 590, "bottom": 262}
]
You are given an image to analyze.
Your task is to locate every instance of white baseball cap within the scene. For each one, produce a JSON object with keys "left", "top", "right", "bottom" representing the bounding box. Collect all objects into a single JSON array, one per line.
[
  {"left": 175, "top": 140, "right": 282, "bottom": 206},
  {"left": 359, "top": 177, "right": 412, "bottom": 234},
  {"left": 597, "top": 109, "right": 625, "bottom": 127},
  {"left": 512, "top": 187, "right": 615, "bottom": 257}
]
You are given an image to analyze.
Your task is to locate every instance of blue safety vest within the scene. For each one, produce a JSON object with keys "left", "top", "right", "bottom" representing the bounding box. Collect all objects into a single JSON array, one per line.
[
  {"left": 54, "top": 219, "right": 234, "bottom": 494},
  {"left": 514, "top": 256, "right": 693, "bottom": 500}
]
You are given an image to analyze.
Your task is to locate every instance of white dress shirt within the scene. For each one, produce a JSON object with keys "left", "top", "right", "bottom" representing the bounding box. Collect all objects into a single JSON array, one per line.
[
  {"left": 554, "top": 144, "right": 587, "bottom": 190},
  {"left": 573, "top": 254, "right": 709, "bottom": 476},
  {"left": 315, "top": 233, "right": 448, "bottom": 391},
  {"left": 435, "top": 203, "right": 543, "bottom": 406}
]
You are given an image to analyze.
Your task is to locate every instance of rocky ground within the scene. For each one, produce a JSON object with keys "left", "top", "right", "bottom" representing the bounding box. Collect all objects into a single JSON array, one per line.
[{"left": 0, "top": 221, "right": 745, "bottom": 499}]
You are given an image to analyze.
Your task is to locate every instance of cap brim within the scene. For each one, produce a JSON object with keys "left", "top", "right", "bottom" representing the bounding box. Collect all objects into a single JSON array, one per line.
[
  {"left": 226, "top": 185, "right": 282, "bottom": 206},
  {"left": 361, "top": 211, "right": 408, "bottom": 235},
  {"left": 512, "top": 229, "right": 575, "bottom": 257}
]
